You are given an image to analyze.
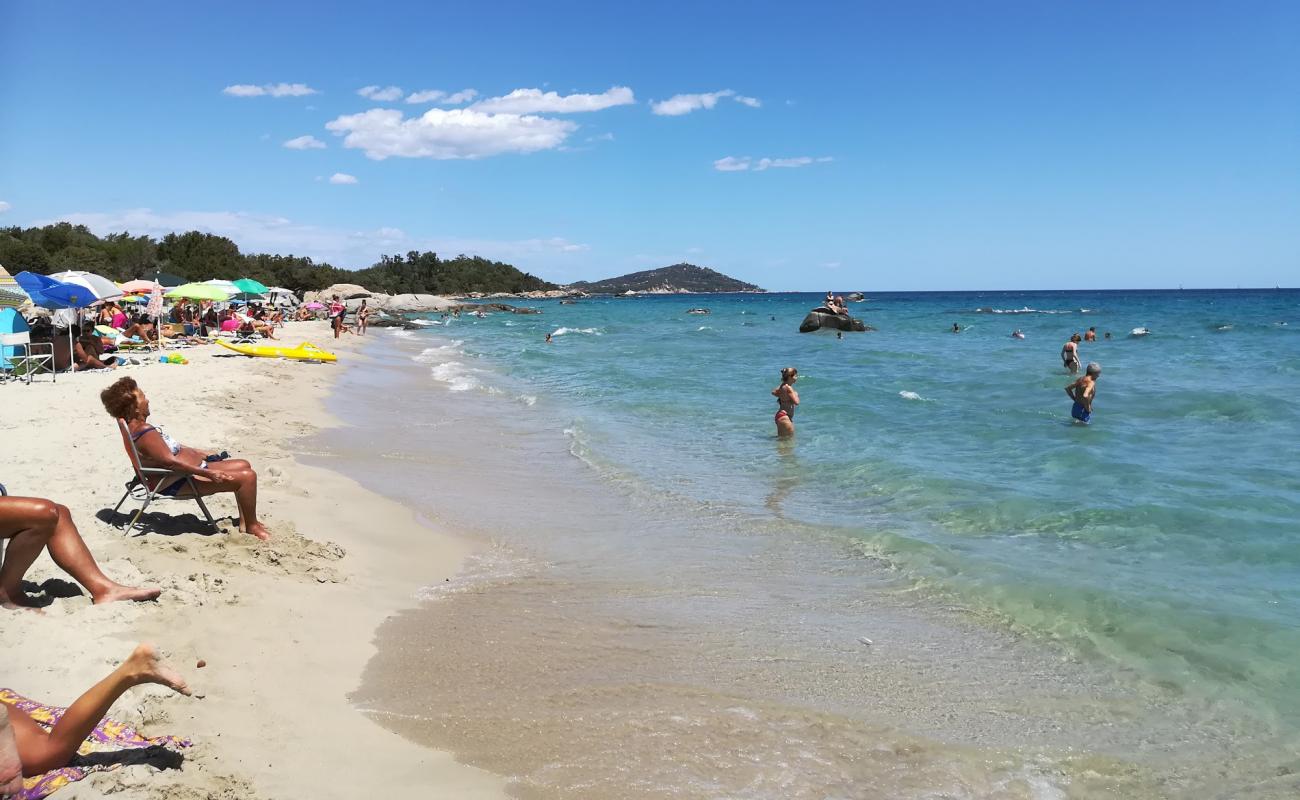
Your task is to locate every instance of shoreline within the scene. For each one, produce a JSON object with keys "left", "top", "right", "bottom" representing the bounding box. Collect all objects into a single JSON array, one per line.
[{"left": 1, "top": 321, "right": 508, "bottom": 799}]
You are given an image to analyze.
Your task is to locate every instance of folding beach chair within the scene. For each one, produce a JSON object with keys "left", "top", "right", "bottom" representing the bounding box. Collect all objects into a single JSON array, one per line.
[
  {"left": 110, "top": 419, "right": 217, "bottom": 535},
  {"left": 0, "top": 310, "right": 55, "bottom": 384}
]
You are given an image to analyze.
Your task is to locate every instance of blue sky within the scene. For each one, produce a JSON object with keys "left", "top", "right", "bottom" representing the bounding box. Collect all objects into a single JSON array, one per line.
[{"left": 1, "top": 0, "right": 1296, "bottom": 290}]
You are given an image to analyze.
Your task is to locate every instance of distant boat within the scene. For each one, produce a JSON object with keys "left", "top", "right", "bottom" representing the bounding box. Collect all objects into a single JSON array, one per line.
[{"left": 686, "top": 307, "right": 710, "bottom": 315}]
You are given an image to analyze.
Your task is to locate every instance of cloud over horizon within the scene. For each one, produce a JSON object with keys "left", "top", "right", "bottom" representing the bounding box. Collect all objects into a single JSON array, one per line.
[
  {"left": 329, "top": 173, "right": 358, "bottom": 184},
  {"left": 38, "top": 208, "right": 590, "bottom": 270},
  {"left": 471, "top": 86, "right": 635, "bottom": 114},
  {"left": 0, "top": 201, "right": 11, "bottom": 213},
  {"left": 325, "top": 107, "right": 577, "bottom": 160},
  {"left": 222, "top": 82, "right": 318, "bottom": 97}
]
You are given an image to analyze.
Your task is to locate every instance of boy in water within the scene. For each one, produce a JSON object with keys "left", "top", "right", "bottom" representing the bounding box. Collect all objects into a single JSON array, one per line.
[{"left": 1065, "top": 362, "right": 1101, "bottom": 424}]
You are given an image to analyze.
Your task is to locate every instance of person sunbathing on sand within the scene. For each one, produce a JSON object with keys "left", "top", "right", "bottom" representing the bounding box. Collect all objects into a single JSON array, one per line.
[
  {"left": 99, "top": 377, "right": 271, "bottom": 541},
  {"left": 0, "top": 643, "right": 189, "bottom": 789},
  {"left": 0, "top": 496, "right": 161, "bottom": 608}
]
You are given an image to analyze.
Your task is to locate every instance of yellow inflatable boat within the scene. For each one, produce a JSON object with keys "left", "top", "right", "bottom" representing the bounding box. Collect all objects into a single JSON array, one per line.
[{"left": 217, "top": 339, "right": 338, "bottom": 362}]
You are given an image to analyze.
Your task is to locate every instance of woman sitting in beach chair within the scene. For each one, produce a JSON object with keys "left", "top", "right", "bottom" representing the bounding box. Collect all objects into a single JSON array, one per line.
[
  {"left": 99, "top": 377, "right": 271, "bottom": 540},
  {"left": 1, "top": 642, "right": 189, "bottom": 794},
  {"left": 0, "top": 492, "right": 160, "bottom": 608}
]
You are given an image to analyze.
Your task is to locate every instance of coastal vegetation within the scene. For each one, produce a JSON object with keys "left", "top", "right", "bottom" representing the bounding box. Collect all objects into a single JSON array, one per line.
[{"left": 0, "top": 222, "right": 556, "bottom": 295}]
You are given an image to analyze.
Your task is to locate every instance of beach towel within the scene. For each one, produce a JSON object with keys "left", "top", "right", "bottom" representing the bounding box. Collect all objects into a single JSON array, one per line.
[{"left": 0, "top": 689, "right": 190, "bottom": 800}]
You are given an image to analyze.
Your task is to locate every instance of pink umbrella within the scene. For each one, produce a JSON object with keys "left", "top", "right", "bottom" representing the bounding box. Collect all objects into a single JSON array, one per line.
[
  {"left": 304, "top": 302, "right": 325, "bottom": 310},
  {"left": 120, "top": 279, "right": 163, "bottom": 295},
  {"left": 146, "top": 284, "right": 164, "bottom": 320}
]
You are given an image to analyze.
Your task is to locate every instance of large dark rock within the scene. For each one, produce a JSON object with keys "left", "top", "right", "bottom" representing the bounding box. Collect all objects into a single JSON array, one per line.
[{"left": 799, "top": 308, "right": 871, "bottom": 333}]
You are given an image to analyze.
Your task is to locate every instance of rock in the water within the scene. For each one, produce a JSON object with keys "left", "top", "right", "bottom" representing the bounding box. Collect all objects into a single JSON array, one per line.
[{"left": 799, "top": 309, "right": 870, "bottom": 333}]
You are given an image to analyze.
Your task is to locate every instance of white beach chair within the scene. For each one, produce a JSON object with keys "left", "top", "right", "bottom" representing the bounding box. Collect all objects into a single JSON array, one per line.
[
  {"left": 0, "top": 328, "right": 55, "bottom": 384},
  {"left": 110, "top": 418, "right": 217, "bottom": 535}
]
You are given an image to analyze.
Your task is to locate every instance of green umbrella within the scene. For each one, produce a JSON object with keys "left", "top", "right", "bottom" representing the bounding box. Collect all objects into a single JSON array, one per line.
[
  {"left": 232, "top": 277, "right": 270, "bottom": 295},
  {"left": 166, "top": 282, "right": 232, "bottom": 301}
]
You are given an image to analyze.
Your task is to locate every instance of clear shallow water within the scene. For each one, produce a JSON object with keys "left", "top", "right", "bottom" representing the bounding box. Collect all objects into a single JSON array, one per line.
[{"left": 332, "top": 289, "right": 1300, "bottom": 798}]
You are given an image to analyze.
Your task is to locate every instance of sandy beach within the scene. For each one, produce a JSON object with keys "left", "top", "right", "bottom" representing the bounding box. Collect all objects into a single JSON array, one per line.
[{"left": 1, "top": 321, "right": 507, "bottom": 799}]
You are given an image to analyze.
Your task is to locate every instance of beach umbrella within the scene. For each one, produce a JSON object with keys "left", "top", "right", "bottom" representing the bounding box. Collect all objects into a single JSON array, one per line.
[
  {"left": 304, "top": 301, "right": 324, "bottom": 310},
  {"left": 233, "top": 277, "right": 270, "bottom": 295},
  {"left": 119, "top": 279, "right": 162, "bottom": 295},
  {"left": 13, "top": 272, "right": 100, "bottom": 310},
  {"left": 49, "top": 270, "right": 124, "bottom": 303},
  {"left": 203, "top": 279, "right": 240, "bottom": 296},
  {"left": 143, "top": 269, "right": 184, "bottom": 288},
  {"left": 14, "top": 271, "right": 103, "bottom": 363},
  {"left": 166, "top": 282, "right": 232, "bottom": 302},
  {"left": 0, "top": 264, "right": 18, "bottom": 287}
]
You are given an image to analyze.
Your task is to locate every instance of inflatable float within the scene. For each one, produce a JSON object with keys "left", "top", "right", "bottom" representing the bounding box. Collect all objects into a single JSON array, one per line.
[{"left": 217, "top": 339, "right": 337, "bottom": 362}]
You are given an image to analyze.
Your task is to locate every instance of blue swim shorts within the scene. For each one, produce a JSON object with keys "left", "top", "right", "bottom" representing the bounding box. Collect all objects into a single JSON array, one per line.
[{"left": 1071, "top": 402, "right": 1091, "bottom": 423}]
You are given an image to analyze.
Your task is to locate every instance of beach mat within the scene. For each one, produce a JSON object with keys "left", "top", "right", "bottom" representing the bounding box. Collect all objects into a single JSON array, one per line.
[{"left": 0, "top": 688, "right": 190, "bottom": 800}]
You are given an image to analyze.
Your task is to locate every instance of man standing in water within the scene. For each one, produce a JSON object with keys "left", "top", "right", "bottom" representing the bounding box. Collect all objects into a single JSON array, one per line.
[
  {"left": 772, "top": 367, "right": 799, "bottom": 437},
  {"left": 1085, "top": 327, "right": 1097, "bottom": 342},
  {"left": 1065, "top": 362, "right": 1101, "bottom": 424}
]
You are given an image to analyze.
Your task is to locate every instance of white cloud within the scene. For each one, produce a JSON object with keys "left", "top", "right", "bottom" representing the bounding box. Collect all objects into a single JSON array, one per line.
[
  {"left": 734, "top": 95, "right": 761, "bottom": 108},
  {"left": 329, "top": 173, "right": 358, "bottom": 184},
  {"left": 713, "top": 155, "right": 833, "bottom": 172},
  {"left": 223, "top": 82, "right": 319, "bottom": 97},
  {"left": 442, "top": 88, "right": 478, "bottom": 105},
  {"left": 37, "top": 208, "right": 588, "bottom": 269},
  {"left": 713, "top": 156, "right": 751, "bottom": 172},
  {"left": 283, "top": 135, "right": 326, "bottom": 150},
  {"left": 0, "top": 201, "right": 11, "bottom": 213},
  {"left": 325, "top": 107, "right": 577, "bottom": 160},
  {"left": 471, "top": 86, "right": 634, "bottom": 114},
  {"left": 653, "top": 89, "right": 753, "bottom": 116},
  {"left": 406, "top": 89, "right": 445, "bottom": 104},
  {"left": 406, "top": 88, "right": 479, "bottom": 105},
  {"left": 823, "top": 261, "right": 842, "bottom": 269},
  {"left": 358, "top": 85, "right": 404, "bottom": 102}
]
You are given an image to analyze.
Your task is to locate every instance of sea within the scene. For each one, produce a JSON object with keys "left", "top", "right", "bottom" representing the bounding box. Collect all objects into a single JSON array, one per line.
[{"left": 308, "top": 289, "right": 1300, "bottom": 799}]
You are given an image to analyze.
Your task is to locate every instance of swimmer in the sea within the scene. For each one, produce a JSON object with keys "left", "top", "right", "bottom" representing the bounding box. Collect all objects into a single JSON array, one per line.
[
  {"left": 1012, "top": 329, "right": 1025, "bottom": 339},
  {"left": 952, "top": 323, "right": 961, "bottom": 333},
  {"left": 772, "top": 367, "right": 799, "bottom": 438},
  {"left": 1084, "top": 326, "right": 1097, "bottom": 342},
  {"left": 544, "top": 333, "right": 552, "bottom": 344},
  {"left": 1061, "top": 333, "right": 1081, "bottom": 374},
  {"left": 1104, "top": 331, "right": 1112, "bottom": 340},
  {"left": 1065, "top": 362, "right": 1100, "bottom": 424}
]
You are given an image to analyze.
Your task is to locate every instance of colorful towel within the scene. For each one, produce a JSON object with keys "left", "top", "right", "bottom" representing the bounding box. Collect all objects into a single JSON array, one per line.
[{"left": 0, "top": 688, "right": 190, "bottom": 800}]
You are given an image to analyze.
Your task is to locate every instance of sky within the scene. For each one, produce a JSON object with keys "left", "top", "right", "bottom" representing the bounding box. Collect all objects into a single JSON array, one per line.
[{"left": 0, "top": 0, "right": 1296, "bottom": 291}]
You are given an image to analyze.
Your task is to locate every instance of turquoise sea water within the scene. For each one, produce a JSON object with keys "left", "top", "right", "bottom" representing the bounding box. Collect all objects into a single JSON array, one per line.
[
  {"left": 337, "top": 289, "right": 1300, "bottom": 796},
  {"left": 409, "top": 290, "right": 1300, "bottom": 721}
]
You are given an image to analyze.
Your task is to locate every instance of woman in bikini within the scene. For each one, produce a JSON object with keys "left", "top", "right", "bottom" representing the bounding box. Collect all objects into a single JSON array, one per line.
[
  {"left": 1061, "top": 333, "right": 1082, "bottom": 374},
  {"left": 1, "top": 642, "right": 190, "bottom": 793},
  {"left": 99, "top": 377, "right": 270, "bottom": 540},
  {"left": 771, "top": 367, "right": 799, "bottom": 438}
]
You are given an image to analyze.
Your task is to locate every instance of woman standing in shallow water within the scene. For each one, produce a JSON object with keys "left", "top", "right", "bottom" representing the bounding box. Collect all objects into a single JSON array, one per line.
[{"left": 772, "top": 367, "right": 799, "bottom": 438}]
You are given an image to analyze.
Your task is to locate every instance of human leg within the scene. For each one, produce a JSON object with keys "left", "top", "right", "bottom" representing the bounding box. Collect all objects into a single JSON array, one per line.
[
  {"left": 0, "top": 498, "right": 57, "bottom": 608},
  {"left": 43, "top": 504, "right": 160, "bottom": 604},
  {"left": 8, "top": 644, "right": 189, "bottom": 776},
  {"left": 183, "top": 465, "right": 269, "bottom": 540}
]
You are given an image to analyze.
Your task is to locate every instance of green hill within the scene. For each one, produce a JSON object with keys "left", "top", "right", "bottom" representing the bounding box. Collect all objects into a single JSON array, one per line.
[{"left": 569, "top": 263, "right": 762, "bottom": 294}]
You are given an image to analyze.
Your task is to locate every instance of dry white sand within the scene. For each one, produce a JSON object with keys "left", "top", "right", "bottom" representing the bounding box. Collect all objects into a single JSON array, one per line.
[{"left": 0, "top": 321, "right": 507, "bottom": 799}]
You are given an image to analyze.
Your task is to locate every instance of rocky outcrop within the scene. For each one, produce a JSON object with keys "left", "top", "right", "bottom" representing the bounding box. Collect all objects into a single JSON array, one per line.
[
  {"left": 799, "top": 308, "right": 871, "bottom": 333},
  {"left": 302, "top": 284, "right": 371, "bottom": 303}
]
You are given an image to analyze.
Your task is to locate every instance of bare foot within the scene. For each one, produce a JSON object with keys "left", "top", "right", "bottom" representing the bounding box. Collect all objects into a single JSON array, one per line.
[
  {"left": 92, "top": 583, "right": 163, "bottom": 605},
  {"left": 124, "top": 643, "right": 192, "bottom": 696},
  {"left": 246, "top": 522, "right": 271, "bottom": 541}
]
